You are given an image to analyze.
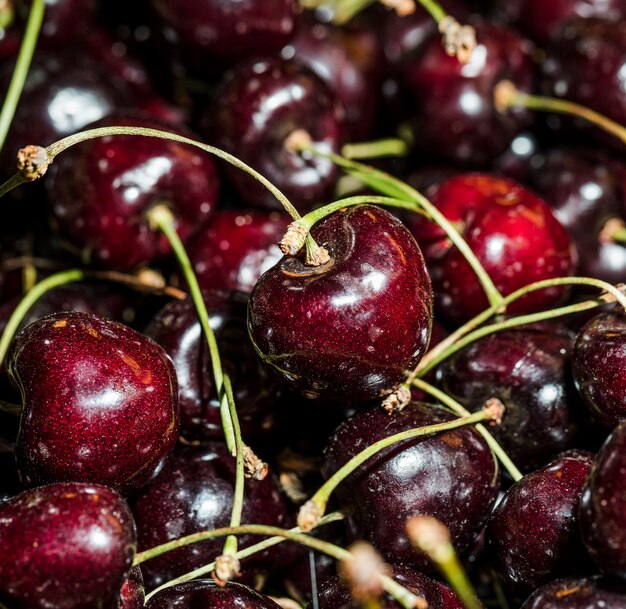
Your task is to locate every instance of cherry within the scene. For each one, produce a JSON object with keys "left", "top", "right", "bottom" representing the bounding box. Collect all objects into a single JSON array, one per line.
[
  {"left": 145, "top": 579, "right": 281, "bottom": 609},
  {"left": 248, "top": 205, "right": 433, "bottom": 403},
  {"left": 46, "top": 114, "right": 219, "bottom": 270},
  {"left": 184, "top": 209, "right": 290, "bottom": 294},
  {"left": 145, "top": 291, "right": 281, "bottom": 442},
  {"left": 205, "top": 57, "right": 345, "bottom": 212},
  {"left": 322, "top": 402, "right": 499, "bottom": 570},
  {"left": 437, "top": 324, "right": 584, "bottom": 470},
  {"left": 118, "top": 566, "right": 145, "bottom": 609},
  {"left": 407, "top": 174, "right": 576, "bottom": 325},
  {"left": 312, "top": 564, "right": 463, "bottom": 609},
  {"left": 487, "top": 450, "right": 594, "bottom": 594},
  {"left": 573, "top": 311, "right": 626, "bottom": 429},
  {"left": 0, "top": 437, "right": 21, "bottom": 502},
  {"left": 579, "top": 421, "right": 626, "bottom": 579},
  {"left": 9, "top": 311, "right": 179, "bottom": 495},
  {"left": 521, "top": 577, "right": 626, "bottom": 609},
  {"left": 0, "top": 481, "right": 136, "bottom": 609},
  {"left": 401, "top": 21, "right": 535, "bottom": 165},
  {"left": 131, "top": 443, "right": 287, "bottom": 589}
]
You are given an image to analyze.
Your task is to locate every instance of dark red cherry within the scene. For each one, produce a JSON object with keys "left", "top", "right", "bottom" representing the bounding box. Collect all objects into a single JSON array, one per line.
[
  {"left": 401, "top": 21, "right": 535, "bottom": 165},
  {"left": 118, "top": 566, "right": 145, "bottom": 609},
  {"left": 311, "top": 564, "right": 463, "bottom": 609},
  {"left": 497, "top": 0, "right": 626, "bottom": 45},
  {"left": 437, "top": 325, "right": 584, "bottom": 470},
  {"left": 579, "top": 421, "right": 626, "bottom": 579},
  {"left": 46, "top": 113, "right": 219, "bottom": 270},
  {"left": 146, "top": 579, "right": 281, "bottom": 609},
  {"left": 322, "top": 402, "right": 500, "bottom": 570},
  {"left": 205, "top": 57, "right": 345, "bottom": 212},
  {"left": 131, "top": 443, "right": 287, "bottom": 589},
  {"left": 573, "top": 311, "right": 626, "bottom": 429},
  {"left": 0, "top": 481, "right": 136, "bottom": 609},
  {"left": 284, "top": 13, "right": 382, "bottom": 140},
  {"left": 542, "top": 18, "right": 626, "bottom": 149},
  {"left": 145, "top": 291, "right": 281, "bottom": 442},
  {"left": 522, "top": 577, "right": 626, "bottom": 609},
  {"left": 184, "top": 209, "right": 290, "bottom": 294},
  {"left": 9, "top": 311, "right": 179, "bottom": 495},
  {"left": 248, "top": 205, "right": 433, "bottom": 403},
  {"left": 407, "top": 174, "right": 576, "bottom": 325},
  {"left": 0, "top": 438, "right": 21, "bottom": 503},
  {"left": 488, "top": 450, "right": 594, "bottom": 594}
]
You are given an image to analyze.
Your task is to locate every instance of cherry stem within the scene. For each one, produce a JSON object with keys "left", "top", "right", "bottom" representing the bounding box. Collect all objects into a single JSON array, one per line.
[
  {"left": 0, "top": 0, "right": 44, "bottom": 152},
  {"left": 341, "top": 138, "right": 408, "bottom": 160},
  {"left": 298, "top": 408, "right": 493, "bottom": 531},
  {"left": 414, "top": 276, "right": 626, "bottom": 379},
  {"left": 495, "top": 80, "right": 626, "bottom": 147},
  {"left": 610, "top": 227, "right": 626, "bottom": 243},
  {"left": 410, "top": 377, "right": 523, "bottom": 481},
  {"left": 407, "top": 516, "right": 483, "bottom": 609},
  {"left": 0, "top": 0, "right": 14, "bottom": 29},
  {"left": 296, "top": 144, "right": 505, "bottom": 310},
  {"left": 0, "top": 398, "right": 22, "bottom": 416},
  {"left": 147, "top": 205, "right": 236, "bottom": 454},
  {"left": 141, "top": 519, "right": 423, "bottom": 609}
]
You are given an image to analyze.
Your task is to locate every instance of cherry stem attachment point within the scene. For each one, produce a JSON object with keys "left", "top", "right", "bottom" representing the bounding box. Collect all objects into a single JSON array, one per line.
[
  {"left": 0, "top": 0, "right": 44, "bottom": 153},
  {"left": 494, "top": 80, "right": 626, "bottom": 147},
  {"left": 297, "top": 408, "right": 495, "bottom": 532},
  {"left": 0, "top": 0, "right": 14, "bottom": 29}
]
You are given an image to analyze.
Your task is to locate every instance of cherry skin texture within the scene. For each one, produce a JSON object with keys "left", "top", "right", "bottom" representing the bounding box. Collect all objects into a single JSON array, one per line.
[
  {"left": 206, "top": 57, "right": 345, "bottom": 212},
  {"left": 0, "top": 482, "right": 136, "bottom": 609},
  {"left": 487, "top": 450, "right": 594, "bottom": 594},
  {"left": 145, "top": 291, "right": 281, "bottom": 442},
  {"left": 573, "top": 311, "right": 626, "bottom": 429},
  {"left": 408, "top": 174, "right": 576, "bottom": 325},
  {"left": 310, "top": 565, "right": 463, "bottom": 609},
  {"left": 9, "top": 311, "right": 179, "bottom": 495},
  {"left": 437, "top": 325, "right": 584, "bottom": 470},
  {"left": 131, "top": 443, "right": 287, "bottom": 589},
  {"left": 47, "top": 114, "right": 219, "bottom": 270},
  {"left": 322, "top": 402, "right": 500, "bottom": 570},
  {"left": 579, "top": 421, "right": 626, "bottom": 580},
  {"left": 248, "top": 205, "right": 433, "bottom": 403},
  {"left": 184, "top": 209, "right": 290, "bottom": 294},
  {"left": 521, "top": 577, "right": 626, "bottom": 609},
  {"left": 145, "top": 580, "right": 281, "bottom": 609},
  {"left": 401, "top": 21, "right": 534, "bottom": 165},
  {"left": 118, "top": 566, "right": 144, "bottom": 609}
]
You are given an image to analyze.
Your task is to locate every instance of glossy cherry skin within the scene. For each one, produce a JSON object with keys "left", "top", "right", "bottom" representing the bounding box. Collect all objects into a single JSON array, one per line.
[
  {"left": 284, "top": 14, "right": 382, "bottom": 140},
  {"left": 437, "top": 325, "right": 584, "bottom": 470},
  {"left": 205, "top": 57, "right": 345, "bottom": 212},
  {"left": 311, "top": 565, "right": 463, "bottom": 609},
  {"left": 527, "top": 148, "right": 626, "bottom": 285},
  {"left": 522, "top": 577, "right": 626, "bottom": 609},
  {"left": 9, "top": 312, "right": 179, "bottom": 495},
  {"left": 184, "top": 209, "right": 290, "bottom": 294},
  {"left": 401, "top": 21, "right": 534, "bottom": 165},
  {"left": 248, "top": 205, "right": 433, "bottom": 403},
  {"left": 573, "top": 312, "right": 626, "bottom": 429},
  {"left": 131, "top": 443, "right": 287, "bottom": 589},
  {"left": 407, "top": 174, "right": 576, "bottom": 325},
  {"left": 542, "top": 18, "right": 626, "bottom": 149},
  {"left": 145, "top": 291, "right": 281, "bottom": 441},
  {"left": 146, "top": 580, "right": 281, "bottom": 609},
  {"left": 322, "top": 402, "right": 500, "bottom": 570},
  {"left": 0, "top": 482, "right": 136, "bottom": 609},
  {"left": 118, "top": 567, "right": 144, "bottom": 609},
  {"left": 579, "top": 421, "right": 626, "bottom": 579},
  {"left": 488, "top": 450, "right": 594, "bottom": 594},
  {"left": 46, "top": 113, "right": 219, "bottom": 270}
]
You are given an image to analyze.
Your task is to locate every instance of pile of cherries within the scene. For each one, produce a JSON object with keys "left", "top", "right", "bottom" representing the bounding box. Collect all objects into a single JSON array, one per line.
[{"left": 1, "top": 0, "right": 626, "bottom": 608}]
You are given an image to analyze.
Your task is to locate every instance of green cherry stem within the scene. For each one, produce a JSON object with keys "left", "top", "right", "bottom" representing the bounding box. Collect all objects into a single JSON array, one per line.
[
  {"left": 0, "top": 0, "right": 45, "bottom": 152},
  {"left": 296, "top": 407, "right": 497, "bottom": 532},
  {"left": 410, "top": 377, "right": 523, "bottom": 482},
  {"left": 0, "top": 0, "right": 14, "bottom": 29},
  {"left": 414, "top": 276, "right": 626, "bottom": 379},
  {"left": 341, "top": 138, "right": 409, "bottom": 160},
  {"left": 295, "top": 143, "right": 504, "bottom": 309},
  {"left": 495, "top": 80, "right": 626, "bottom": 147},
  {"left": 147, "top": 205, "right": 235, "bottom": 453},
  {"left": 142, "top": 521, "right": 423, "bottom": 609}
]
